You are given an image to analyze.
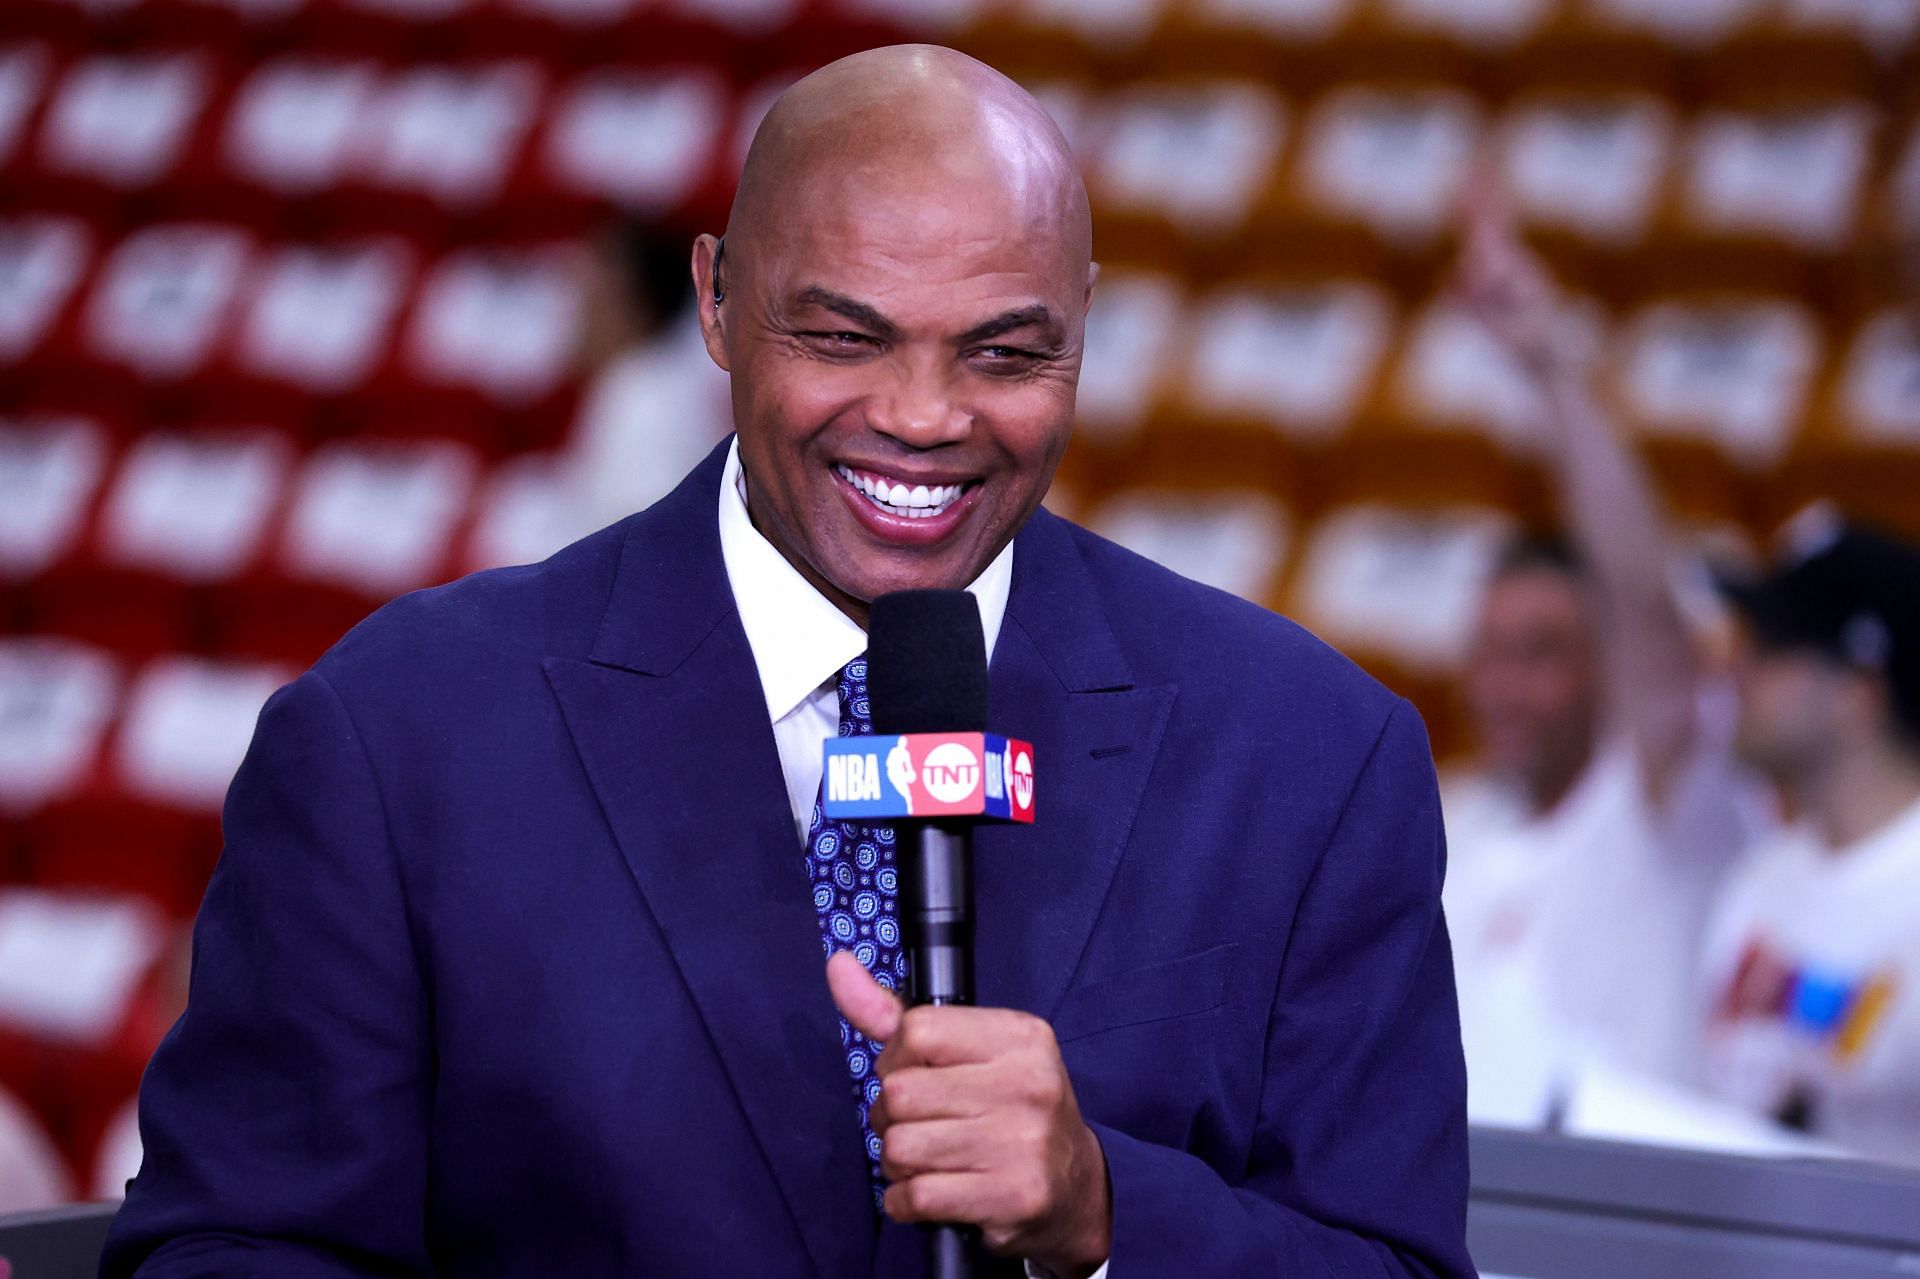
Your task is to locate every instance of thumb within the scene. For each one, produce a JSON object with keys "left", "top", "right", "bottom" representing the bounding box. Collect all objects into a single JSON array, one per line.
[{"left": 827, "top": 951, "right": 904, "bottom": 1044}]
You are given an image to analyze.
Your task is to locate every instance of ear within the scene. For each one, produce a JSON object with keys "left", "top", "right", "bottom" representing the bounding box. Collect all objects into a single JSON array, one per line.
[
  {"left": 692, "top": 233, "right": 731, "bottom": 372},
  {"left": 1083, "top": 260, "right": 1100, "bottom": 314}
]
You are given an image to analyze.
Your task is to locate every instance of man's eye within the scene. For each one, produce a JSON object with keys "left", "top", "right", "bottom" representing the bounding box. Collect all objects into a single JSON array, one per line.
[
  {"left": 805, "top": 331, "right": 874, "bottom": 348},
  {"left": 973, "top": 346, "right": 1043, "bottom": 368}
]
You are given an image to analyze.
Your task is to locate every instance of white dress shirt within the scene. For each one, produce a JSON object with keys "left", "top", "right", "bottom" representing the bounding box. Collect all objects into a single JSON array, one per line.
[{"left": 715, "top": 442, "right": 1109, "bottom": 1279}]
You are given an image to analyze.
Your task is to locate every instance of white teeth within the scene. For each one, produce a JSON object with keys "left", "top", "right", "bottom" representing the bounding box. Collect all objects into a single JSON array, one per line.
[{"left": 835, "top": 465, "right": 967, "bottom": 518}]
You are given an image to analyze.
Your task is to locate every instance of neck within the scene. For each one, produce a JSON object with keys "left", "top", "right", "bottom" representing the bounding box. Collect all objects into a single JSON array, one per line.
[
  {"left": 1524, "top": 735, "right": 1596, "bottom": 817},
  {"left": 1794, "top": 743, "right": 1920, "bottom": 852},
  {"left": 741, "top": 470, "right": 872, "bottom": 630}
]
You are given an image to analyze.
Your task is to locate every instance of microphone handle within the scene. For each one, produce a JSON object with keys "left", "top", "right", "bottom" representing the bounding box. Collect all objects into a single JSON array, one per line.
[
  {"left": 904, "top": 822, "right": 973, "bottom": 1007},
  {"left": 902, "top": 822, "right": 977, "bottom": 1279}
]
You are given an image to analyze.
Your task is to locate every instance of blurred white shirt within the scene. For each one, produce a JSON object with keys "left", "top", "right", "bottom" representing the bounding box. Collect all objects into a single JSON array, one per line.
[
  {"left": 1701, "top": 795, "right": 1920, "bottom": 1167},
  {"left": 1443, "top": 703, "right": 1767, "bottom": 1125},
  {"left": 565, "top": 311, "right": 731, "bottom": 537}
]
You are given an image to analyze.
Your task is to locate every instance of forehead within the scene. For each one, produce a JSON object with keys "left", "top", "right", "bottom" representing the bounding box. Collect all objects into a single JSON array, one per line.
[
  {"left": 1481, "top": 569, "right": 1593, "bottom": 626},
  {"left": 762, "top": 167, "right": 1083, "bottom": 317}
]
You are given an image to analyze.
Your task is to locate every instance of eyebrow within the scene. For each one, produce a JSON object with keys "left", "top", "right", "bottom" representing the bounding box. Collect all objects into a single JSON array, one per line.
[
  {"left": 958, "top": 305, "right": 1060, "bottom": 346},
  {"left": 792, "top": 288, "right": 902, "bottom": 341},
  {"left": 789, "top": 290, "right": 1061, "bottom": 348}
]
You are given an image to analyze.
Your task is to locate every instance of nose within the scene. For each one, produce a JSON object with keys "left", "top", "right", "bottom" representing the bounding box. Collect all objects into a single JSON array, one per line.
[{"left": 868, "top": 355, "right": 971, "bottom": 448}]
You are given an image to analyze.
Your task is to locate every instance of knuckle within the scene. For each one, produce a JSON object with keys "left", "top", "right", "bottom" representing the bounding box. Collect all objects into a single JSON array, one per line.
[
  {"left": 1013, "top": 1067, "right": 1056, "bottom": 1109},
  {"left": 901, "top": 1005, "right": 937, "bottom": 1047},
  {"left": 1015, "top": 1172, "right": 1051, "bottom": 1221},
  {"left": 880, "top": 1145, "right": 907, "bottom": 1182},
  {"left": 882, "top": 1074, "right": 912, "bottom": 1116}
]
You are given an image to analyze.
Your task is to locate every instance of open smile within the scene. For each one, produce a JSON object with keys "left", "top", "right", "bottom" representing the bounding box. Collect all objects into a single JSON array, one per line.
[
  {"left": 832, "top": 464, "right": 983, "bottom": 545},
  {"left": 834, "top": 465, "right": 974, "bottom": 518}
]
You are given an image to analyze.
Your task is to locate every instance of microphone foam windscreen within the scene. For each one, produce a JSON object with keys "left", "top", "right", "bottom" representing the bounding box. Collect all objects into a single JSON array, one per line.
[{"left": 867, "top": 590, "right": 989, "bottom": 734}]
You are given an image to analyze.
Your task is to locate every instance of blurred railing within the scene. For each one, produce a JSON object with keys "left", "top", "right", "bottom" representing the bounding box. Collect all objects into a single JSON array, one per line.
[{"left": 11, "top": 1127, "right": 1920, "bottom": 1278}]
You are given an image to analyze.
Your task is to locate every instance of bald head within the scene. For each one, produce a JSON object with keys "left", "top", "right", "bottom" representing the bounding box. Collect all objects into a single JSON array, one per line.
[{"left": 728, "top": 46, "right": 1089, "bottom": 266}]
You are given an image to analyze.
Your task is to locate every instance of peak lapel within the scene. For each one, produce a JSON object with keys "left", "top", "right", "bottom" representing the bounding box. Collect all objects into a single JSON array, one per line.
[
  {"left": 974, "top": 511, "right": 1175, "bottom": 1024},
  {"left": 543, "top": 444, "right": 876, "bottom": 1279}
]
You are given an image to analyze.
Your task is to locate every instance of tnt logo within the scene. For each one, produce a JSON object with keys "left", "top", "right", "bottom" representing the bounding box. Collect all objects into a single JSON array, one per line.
[
  {"left": 922, "top": 742, "right": 981, "bottom": 803},
  {"left": 1010, "top": 749, "right": 1034, "bottom": 812}
]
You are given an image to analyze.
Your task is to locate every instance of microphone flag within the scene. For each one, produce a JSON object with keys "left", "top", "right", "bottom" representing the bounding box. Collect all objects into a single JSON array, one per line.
[{"left": 821, "top": 732, "right": 1034, "bottom": 823}]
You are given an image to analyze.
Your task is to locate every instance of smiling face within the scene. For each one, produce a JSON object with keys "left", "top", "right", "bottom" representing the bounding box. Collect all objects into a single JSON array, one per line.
[{"left": 694, "top": 46, "right": 1094, "bottom": 625}]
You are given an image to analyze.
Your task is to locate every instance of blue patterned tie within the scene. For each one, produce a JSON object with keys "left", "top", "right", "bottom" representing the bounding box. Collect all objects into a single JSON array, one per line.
[{"left": 804, "top": 655, "right": 904, "bottom": 1200}]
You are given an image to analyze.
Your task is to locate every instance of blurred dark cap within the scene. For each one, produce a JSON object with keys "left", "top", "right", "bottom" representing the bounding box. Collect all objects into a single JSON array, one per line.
[{"left": 1720, "top": 508, "right": 1920, "bottom": 739}]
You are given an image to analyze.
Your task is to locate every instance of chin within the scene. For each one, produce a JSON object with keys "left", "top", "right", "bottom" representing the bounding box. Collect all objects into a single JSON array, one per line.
[{"left": 843, "top": 561, "right": 970, "bottom": 602}]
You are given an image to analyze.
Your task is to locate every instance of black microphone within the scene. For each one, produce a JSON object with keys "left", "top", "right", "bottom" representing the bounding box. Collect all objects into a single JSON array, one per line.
[{"left": 866, "top": 589, "right": 989, "bottom": 1279}]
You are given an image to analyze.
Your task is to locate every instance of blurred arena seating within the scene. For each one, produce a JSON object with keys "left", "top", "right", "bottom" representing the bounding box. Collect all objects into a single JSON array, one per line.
[{"left": 1, "top": 0, "right": 1918, "bottom": 1207}]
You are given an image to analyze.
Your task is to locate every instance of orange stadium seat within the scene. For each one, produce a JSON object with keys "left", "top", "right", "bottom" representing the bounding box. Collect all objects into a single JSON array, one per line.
[
  {"left": 1, "top": 0, "right": 1919, "bottom": 1200},
  {"left": 1085, "top": 485, "right": 1292, "bottom": 607},
  {"left": 1181, "top": 276, "right": 1397, "bottom": 448},
  {"left": 1284, "top": 499, "right": 1515, "bottom": 678},
  {"left": 1069, "top": 268, "right": 1186, "bottom": 450}
]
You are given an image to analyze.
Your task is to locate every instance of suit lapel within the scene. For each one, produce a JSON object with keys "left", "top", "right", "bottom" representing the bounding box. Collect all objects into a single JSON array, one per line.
[
  {"left": 544, "top": 444, "right": 876, "bottom": 1279},
  {"left": 976, "top": 511, "right": 1176, "bottom": 1024}
]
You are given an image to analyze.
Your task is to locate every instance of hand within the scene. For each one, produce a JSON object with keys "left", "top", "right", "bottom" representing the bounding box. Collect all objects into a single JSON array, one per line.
[
  {"left": 826, "top": 952, "right": 1111, "bottom": 1279},
  {"left": 1449, "top": 164, "right": 1585, "bottom": 381}
]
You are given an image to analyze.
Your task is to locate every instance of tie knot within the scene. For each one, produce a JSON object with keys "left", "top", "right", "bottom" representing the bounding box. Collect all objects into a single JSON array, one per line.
[{"left": 837, "top": 657, "right": 872, "bottom": 737}]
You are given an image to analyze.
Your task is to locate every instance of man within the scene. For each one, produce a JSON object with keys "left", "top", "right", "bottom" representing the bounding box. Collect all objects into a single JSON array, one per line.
[
  {"left": 1703, "top": 514, "right": 1920, "bottom": 1165},
  {"left": 102, "top": 47, "right": 1472, "bottom": 1278},
  {"left": 1442, "top": 189, "right": 1761, "bottom": 1121}
]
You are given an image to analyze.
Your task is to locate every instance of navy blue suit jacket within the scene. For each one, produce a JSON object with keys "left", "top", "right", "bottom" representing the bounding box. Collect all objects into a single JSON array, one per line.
[{"left": 103, "top": 442, "right": 1473, "bottom": 1278}]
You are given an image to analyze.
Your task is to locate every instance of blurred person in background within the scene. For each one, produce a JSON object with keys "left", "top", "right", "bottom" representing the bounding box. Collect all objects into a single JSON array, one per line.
[
  {"left": 564, "top": 214, "right": 732, "bottom": 536},
  {"left": 1703, "top": 515, "right": 1920, "bottom": 1165},
  {"left": 1443, "top": 186, "right": 1768, "bottom": 1124}
]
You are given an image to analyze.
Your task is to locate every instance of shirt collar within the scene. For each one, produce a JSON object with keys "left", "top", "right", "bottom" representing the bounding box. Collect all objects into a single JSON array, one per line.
[{"left": 717, "top": 438, "right": 1014, "bottom": 724}]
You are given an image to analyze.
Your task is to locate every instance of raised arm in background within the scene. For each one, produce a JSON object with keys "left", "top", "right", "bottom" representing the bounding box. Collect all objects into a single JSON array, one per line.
[{"left": 1453, "top": 185, "right": 1702, "bottom": 808}]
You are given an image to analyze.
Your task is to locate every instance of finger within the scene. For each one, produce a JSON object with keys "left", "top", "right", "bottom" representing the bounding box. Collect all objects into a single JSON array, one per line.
[
  {"left": 1461, "top": 141, "right": 1520, "bottom": 242},
  {"left": 882, "top": 1171, "right": 998, "bottom": 1227},
  {"left": 877, "top": 1004, "right": 1050, "bottom": 1073},
  {"left": 826, "top": 950, "right": 903, "bottom": 1045},
  {"left": 879, "top": 1117, "right": 989, "bottom": 1181},
  {"left": 868, "top": 1063, "right": 1001, "bottom": 1135}
]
